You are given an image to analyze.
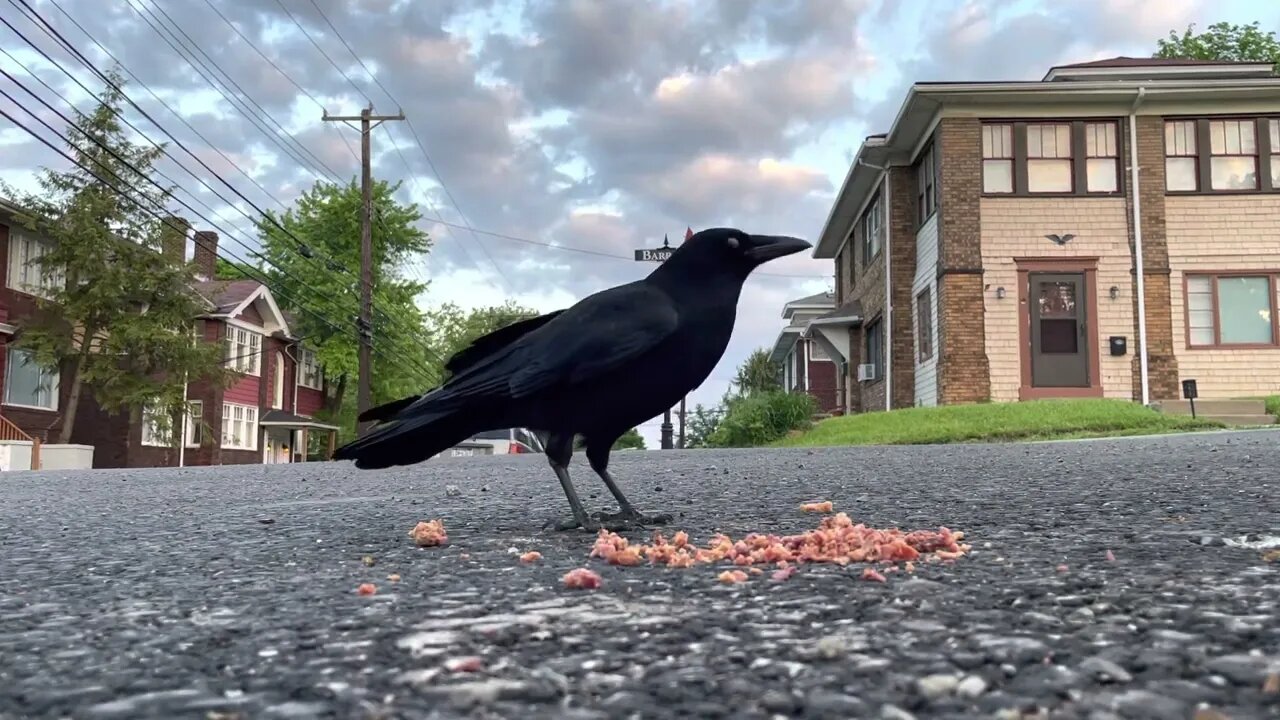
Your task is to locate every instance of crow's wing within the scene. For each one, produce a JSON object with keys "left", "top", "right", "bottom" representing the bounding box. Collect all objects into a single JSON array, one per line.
[
  {"left": 357, "top": 309, "right": 566, "bottom": 423},
  {"left": 443, "top": 309, "right": 565, "bottom": 376},
  {"left": 423, "top": 282, "right": 680, "bottom": 404}
]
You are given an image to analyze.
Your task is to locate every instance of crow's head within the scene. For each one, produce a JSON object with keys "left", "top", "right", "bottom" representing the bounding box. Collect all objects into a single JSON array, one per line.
[{"left": 671, "top": 228, "right": 812, "bottom": 276}]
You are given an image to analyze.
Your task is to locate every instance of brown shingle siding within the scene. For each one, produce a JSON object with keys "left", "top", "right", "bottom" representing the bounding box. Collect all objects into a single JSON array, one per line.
[{"left": 888, "top": 165, "right": 917, "bottom": 409}]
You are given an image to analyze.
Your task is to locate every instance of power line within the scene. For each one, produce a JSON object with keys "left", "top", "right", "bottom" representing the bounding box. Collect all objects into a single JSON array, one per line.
[{"left": 4, "top": 0, "right": 448, "bottom": 372}]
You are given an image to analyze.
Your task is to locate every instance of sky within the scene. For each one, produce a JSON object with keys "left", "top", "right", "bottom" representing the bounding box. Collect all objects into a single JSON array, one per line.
[{"left": 1, "top": 0, "right": 1277, "bottom": 448}]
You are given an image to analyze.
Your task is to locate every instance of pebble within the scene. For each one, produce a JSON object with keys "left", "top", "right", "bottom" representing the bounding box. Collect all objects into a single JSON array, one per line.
[
  {"left": 1080, "top": 656, "right": 1133, "bottom": 683},
  {"left": 915, "top": 673, "right": 960, "bottom": 700},
  {"left": 445, "top": 485, "right": 461, "bottom": 496},
  {"left": 1204, "top": 654, "right": 1271, "bottom": 685},
  {"left": 760, "top": 690, "right": 795, "bottom": 712},
  {"left": 957, "top": 675, "right": 988, "bottom": 698},
  {"left": 1111, "top": 689, "right": 1187, "bottom": 719},
  {"left": 805, "top": 690, "right": 866, "bottom": 717},
  {"left": 880, "top": 704, "right": 916, "bottom": 720}
]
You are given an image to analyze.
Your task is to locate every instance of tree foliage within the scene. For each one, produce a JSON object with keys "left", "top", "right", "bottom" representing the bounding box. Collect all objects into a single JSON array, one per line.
[
  {"left": 1154, "top": 21, "right": 1280, "bottom": 71},
  {"left": 0, "top": 68, "right": 227, "bottom": 444},
  {"left": 252, "top": 179, "right": 432, "bottom": 438},
  {"left": 732, "top": 347, "right": 782, "bottom": 396},
  {"left": 422, "top": 299, "right": 543, "bottom": 380}
]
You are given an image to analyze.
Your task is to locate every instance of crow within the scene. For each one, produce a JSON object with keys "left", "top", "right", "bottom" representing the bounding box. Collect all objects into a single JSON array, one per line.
[{"left": 333, "top": 227, "right": 812, "bottom": 531}]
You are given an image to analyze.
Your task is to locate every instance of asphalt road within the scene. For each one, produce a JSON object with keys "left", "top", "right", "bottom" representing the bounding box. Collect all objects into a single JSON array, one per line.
[{"left": 2, "top": 430, "right": 1279, "bottom": 720}]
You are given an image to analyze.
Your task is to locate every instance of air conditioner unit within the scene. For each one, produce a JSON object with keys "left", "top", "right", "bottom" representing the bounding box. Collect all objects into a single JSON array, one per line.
[{"left": 856, "top": 363, "right": 877, "bottom": 382}]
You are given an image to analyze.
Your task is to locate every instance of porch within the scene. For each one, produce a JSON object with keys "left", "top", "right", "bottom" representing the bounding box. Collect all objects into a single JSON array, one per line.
[{"left": 258, "top": 410, "right": 340, "bottom": 463}]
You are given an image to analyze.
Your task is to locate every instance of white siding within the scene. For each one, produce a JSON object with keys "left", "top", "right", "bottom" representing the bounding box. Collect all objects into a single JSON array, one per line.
[{"left": 912, "top": 214, "right": 940, "bottom": 407}]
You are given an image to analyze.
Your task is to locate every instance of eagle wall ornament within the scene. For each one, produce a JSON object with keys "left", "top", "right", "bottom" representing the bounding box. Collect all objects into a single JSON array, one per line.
[{"left": 1045, "top": 233, "right": 1075, "bottom": 246}]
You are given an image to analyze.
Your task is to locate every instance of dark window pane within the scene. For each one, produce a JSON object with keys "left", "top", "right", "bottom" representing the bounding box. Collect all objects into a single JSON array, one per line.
[{"left": 1040, "top": 319, "right": 1079, "bottom": 353}]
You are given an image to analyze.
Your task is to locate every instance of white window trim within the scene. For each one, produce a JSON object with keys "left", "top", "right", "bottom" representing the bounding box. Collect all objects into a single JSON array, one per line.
[
  {"left": 3, "top": 346, "right": 59, "bottom": 411},
  {"left": 141, "top": 403, "right": 169, "bottom": 447},
  {"left": 224, "top": 325, "right": 262, "bottom": 377},
  {"left": 6, "top": 228, "right": 63, "bottom": 298},
  {"left": 221, "top": 402, "right": 259, "bottom": 451},
  {"left": 297, "top": 347, "right": 322, "bottom": 390},
  {"left": 185, "top": 400, "right": 203, "bottom": 448}
]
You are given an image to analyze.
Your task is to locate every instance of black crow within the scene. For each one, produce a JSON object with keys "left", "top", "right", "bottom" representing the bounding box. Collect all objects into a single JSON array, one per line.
[{"left": 333, "top": 227, "right": 812, "bottom": 531}]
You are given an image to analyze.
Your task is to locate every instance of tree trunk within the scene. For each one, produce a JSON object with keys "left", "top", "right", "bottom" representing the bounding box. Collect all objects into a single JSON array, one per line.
[
  {"left": 326, "top": 373, "right": 348, "bottom": 417},
  {"left": 56, "top": 333, "right": 96, "bottom": 444}
]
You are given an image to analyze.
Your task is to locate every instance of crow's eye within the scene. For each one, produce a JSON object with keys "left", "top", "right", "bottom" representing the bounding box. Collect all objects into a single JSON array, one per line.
[{"left": 727, "top": 237, "right": 739, "bottom": 249}]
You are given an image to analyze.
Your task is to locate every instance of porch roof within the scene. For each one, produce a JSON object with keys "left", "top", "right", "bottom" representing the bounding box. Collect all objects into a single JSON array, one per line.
[{"left": 259, "top": 409, "right": 339, "bottom": 431}]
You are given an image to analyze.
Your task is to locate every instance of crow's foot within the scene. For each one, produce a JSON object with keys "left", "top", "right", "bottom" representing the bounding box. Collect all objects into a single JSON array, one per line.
[
  {"left": 543, "top": 515, "right": 601, "bottom": 532},
  {"left": 595, "top": 509, "right": 674, "bottom": 531}
]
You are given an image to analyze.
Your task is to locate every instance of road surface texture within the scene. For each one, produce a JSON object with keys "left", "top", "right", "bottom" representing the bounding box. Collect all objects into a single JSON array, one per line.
[{"left": 2, "top": 430, "right": 1278, "bottom": 720}]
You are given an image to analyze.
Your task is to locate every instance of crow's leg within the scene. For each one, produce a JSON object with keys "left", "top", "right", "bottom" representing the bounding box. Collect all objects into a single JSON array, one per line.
[
  {"left": 586, "top": 441, "right": 673, "bottom": 529},
  {"left": 541, "top": 431, "right": 598, "bottom": 532}
]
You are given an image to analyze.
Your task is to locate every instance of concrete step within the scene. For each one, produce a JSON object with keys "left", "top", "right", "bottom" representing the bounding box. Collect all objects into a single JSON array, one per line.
[
  {"left": 1156, "top": 399, "right": 1266, "bottom": 416},
  {"left": 1201, "top": 414, "right": 1277, "bottom": 427}
]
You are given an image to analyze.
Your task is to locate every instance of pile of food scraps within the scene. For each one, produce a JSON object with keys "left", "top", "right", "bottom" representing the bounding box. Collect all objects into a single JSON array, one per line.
[{"left": 578, "top": 502, "right": 968, "bottom": 586}]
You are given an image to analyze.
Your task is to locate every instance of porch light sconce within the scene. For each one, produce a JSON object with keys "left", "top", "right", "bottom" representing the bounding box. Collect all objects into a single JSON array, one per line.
[
  {"left": 995, "top": 287, "right": 1007, "bottom": 300},
  {"left": 1109, "top": 285, "right": 1119, "bottom": 300}
]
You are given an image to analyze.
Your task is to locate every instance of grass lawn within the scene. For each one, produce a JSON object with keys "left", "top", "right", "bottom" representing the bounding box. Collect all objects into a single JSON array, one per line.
[
  {"left": 1266, "top": 395, "right": 1280, "bottom": 417},
  {"left": 774, "top": 398, "right": 1225, "bottom": 448}
]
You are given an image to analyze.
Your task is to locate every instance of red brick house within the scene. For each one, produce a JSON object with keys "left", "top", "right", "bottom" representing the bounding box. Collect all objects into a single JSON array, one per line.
[
  {"left": 811, "top": 57, "right": 1280, "bottom": 418},
  {"left": 0, "top": 200, "right": 338, "bottom": 469},
  {"left": 769, "top": 292, "right": 841, "bottom": 414}
]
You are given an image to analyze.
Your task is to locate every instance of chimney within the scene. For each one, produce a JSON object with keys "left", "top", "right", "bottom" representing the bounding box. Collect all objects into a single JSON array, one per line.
[
  {"left": 159, "top": 215, "right": 190, "bottom": 266},
  {"left": 193, "top": 230, "right": 219, "bottom": 281}
]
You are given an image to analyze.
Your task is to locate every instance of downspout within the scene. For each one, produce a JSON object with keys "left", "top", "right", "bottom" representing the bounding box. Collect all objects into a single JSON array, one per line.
[
  {"left": 178, "top": 370, "right": 188, "bottom": 468},
  {"left": 1128, "top": 87, "right": 1151, "bottom": 406}
]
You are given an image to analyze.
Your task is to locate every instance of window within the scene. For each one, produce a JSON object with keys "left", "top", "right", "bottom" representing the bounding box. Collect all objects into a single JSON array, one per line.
[
  {"left": 142, "top": 401, "right": 203, "bottom": 447},
  {"left": 982, "top": 123, "right": 1014, "bottom": 193},
  {"left": 916, "top": 143, "right": 937, "bottom": 225},
  {"left": 6, "top": 229, "right": 63, "bottom": 297},
  {"left": 864, "top": 319, "right": 883, "bottom": 381},
  {"left": 861, "top": 192, "right": 883, "bottom": 266},
  {"left": 1026, "top": 123, "right": 1073, "bottom": 193},
  {"left": 1186, "top": 274, "right": 1277, "bottom": 347},
  {"left": 1085, "top": 122, "right": 1119, "bottom": 193},
  {"left": 1165, "top": 117, "right": 1280, "bottom": 193},
  {"left": 983, "top": 120, "right": 1122, "bottom": 196},
  {"left": 224, "top": 326, "right": 261, "bottom": 375},
  {"left": 3, "top": 347, "right": 58, "bottom": 410},
  {"left": 916, "top": 286, "right": 933, "bottom": 362},
  {"left": 809, "top": 340, "right": 830, "bottom": 362},
  {"left": 221, "top": 402, "right": 258, "bottom": 450},
  {"left": 298, "top": 347, "right": 321, "bottom": 389}
]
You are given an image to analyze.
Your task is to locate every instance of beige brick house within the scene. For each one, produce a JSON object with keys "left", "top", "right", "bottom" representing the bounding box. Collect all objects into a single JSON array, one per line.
[{"left": 813, "top": 57, "right": 1280, "bottom": 412}]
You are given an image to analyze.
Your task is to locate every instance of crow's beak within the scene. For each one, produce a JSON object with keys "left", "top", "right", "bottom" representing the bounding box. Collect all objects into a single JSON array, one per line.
[{"left": 744, "top": 234, "right": 813, "bottom": 263}]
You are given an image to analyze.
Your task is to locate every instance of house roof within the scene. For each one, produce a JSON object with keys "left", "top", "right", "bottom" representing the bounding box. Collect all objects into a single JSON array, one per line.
[
  {"left": 809, "top": 299, "right": 864, "bottom": 327},
  {"left": 781, "top": 291, "right": 835, "bottom": 318},
  {"left": 813, "top": 58, "right": 1280, "bottom": 258},
  {"left": 259, "top": 409, "right": 339, "bottom": 430},
  {"left": 192, "top": 279, "right": 261, "bottom": 313},
  {"left": 1053, "top": 56, "right": 1257, "bottom": 69}
]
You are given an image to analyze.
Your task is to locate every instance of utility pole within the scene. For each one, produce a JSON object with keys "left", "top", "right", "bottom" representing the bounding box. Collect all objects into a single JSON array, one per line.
[
  {"left": 322, "top": 103, "right": 405, "bottom": 435},
  {"left": 677, "top": 397, "right": 686, "bottom": 449}
]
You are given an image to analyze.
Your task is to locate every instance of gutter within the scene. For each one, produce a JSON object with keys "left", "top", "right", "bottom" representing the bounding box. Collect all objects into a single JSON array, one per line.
[
  {"left": 857, "top": 158, "right": 892, "bottom": 412},
  {"left": 178, "top": 370, "right": 188, "bottom": 468},
  {"left": 1128, "top": 87, "right": 1151, "bottom": 406}
]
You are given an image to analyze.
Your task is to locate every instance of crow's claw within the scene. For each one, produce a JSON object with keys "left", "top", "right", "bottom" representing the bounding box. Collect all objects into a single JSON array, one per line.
[
  {"left": 595, "top": 509, "right": 674, "bottom": 531},
  {"left": 544, "top": 515, "right": 601, "bottom": 532}
]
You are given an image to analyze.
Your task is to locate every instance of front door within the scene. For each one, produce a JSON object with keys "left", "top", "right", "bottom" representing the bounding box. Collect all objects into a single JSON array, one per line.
[{"left": 1029, "top": 272, "right": 1089, "bottom": 388}]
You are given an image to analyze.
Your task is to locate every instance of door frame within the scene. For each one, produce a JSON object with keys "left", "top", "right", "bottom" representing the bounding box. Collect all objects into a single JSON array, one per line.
[{"left": 1016, "top": 257, "right": 1103, "bottom": 400}]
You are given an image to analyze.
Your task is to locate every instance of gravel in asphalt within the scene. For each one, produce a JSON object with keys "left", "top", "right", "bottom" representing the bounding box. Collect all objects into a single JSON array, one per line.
[{"left": 2, "top": 430, "right": 1279, "bottom": 719}]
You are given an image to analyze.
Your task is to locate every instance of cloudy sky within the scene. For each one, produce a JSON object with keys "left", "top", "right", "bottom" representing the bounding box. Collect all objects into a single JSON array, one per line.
[{"left": 1, "top": 0, "right": 1277, "bottom": 446}]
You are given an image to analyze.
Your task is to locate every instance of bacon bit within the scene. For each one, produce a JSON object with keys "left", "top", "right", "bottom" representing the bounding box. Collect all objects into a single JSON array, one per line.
[
  {"left": 861, "top": 567, "right": 887, "bottom": 583},
  {"left": 800, "top": 500, "right": 834, "bottom": 513},
  {"left": 361, "top": 555, "right": 376, "bottom": 566},
  {"left": 356, "top": 583, "right": 376, "bottom": 596},
  {"left": 1056, "top": 564, "right": 1069, "bottom": 573},
  {"left": 748, "top": 567, "right": 764, "bottom": 575},
  {"left": 519, "top": 551, "right": 542, "bottom": 564},
  {"left": 1262, "top": 549, "right": 1280, "bottom": 563},
  {"left": 445, "top": 656, "right": 484, "bottom": 673},
  {"left": 386, "top": 573, "right": 401, "bottom": 582},
  {"left": 718, "top": 570, "right": 749, "bottom": 584},
  {"left": 1263, "top": 672, "right": 1280, "bottom": 694},
  {"left": 407, "top": 519, "right": 448, "bottom": 547},
  {"left": 771, "top": 565, "right": 797, "bottom": 582},
  {"left": 1105, "top": 549, "right": 1116, "bottom": 562},
  {"left": 904, "top": 561, "right": 916, "bottom": 573},
  {"left": 562, "top": 567, "right": 602, "bottom": 589},
  {"left": 459, "top": 553, "right": 471, "bottom": 560}
]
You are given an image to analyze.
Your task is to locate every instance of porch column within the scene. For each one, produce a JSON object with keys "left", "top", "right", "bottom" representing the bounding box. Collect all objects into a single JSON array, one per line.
[
  {"left": 300, "top": 427, "right": 310, "bottom": 463},
  {"left": 327, "top": 431, "right": 336, "bottom": 460}
]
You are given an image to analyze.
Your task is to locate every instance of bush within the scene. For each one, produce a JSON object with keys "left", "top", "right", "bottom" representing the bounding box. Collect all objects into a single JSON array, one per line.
[{"left": 706, "top": 391, "right": 817, "bottom": 448}]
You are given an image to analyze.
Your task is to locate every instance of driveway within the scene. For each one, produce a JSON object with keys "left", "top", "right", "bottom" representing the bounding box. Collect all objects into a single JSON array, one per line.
[{"left": 1, "top": 430, "right": 1278, "bottom": 719}]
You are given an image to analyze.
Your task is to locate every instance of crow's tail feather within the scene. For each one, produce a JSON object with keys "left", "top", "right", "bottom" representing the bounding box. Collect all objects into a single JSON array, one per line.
[{"left": 333, "top": 407, "right": 482, "bottom": 469}]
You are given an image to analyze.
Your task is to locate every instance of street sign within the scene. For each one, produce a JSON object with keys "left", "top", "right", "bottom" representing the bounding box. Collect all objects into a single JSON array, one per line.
[{"left": 633, "top": 246, "right": 676, "bottom": 262}]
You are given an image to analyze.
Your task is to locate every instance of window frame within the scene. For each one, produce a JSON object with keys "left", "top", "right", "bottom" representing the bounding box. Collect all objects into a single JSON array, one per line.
[
  {"left": 3, "top": 347, "right": 60, "bottom": 411},
  {"left": 980, "top": 119, "right": 1124, "bottom": 198},
  {"left": 1164, "top": 116, "right": 1280, "bottom": 194},
  {"left": 186, "top": 401, "right": 203, "bottom": 448},
  {"left": 863, "top": 317, "right": 884, "bottom": 384},
  {"left": 860, "top": 191, "right": 884, "bottom": 268},
  {"left": 298, "top": 347, "right": 322, "bottom": 389},
  {"left": 142, "top": 400, "right": 204, "bottom": 447},
  {"left": 915, "top": 142, "right": 937, "bottom": 226},
  {"left": 221, "top": 402, "right": 259, "bottom": 451},
  {"left": 224, "top": 325, "right": 262, "bottom": 376},
  {"left": 1183, "top": 271, "right": 1280, "bottom": 349},
  {"left": 916, "top": 286, "right": 934, "bottom": 362},
  {"left": 6, "top": 228, "right": 64, "bottom": 298}
]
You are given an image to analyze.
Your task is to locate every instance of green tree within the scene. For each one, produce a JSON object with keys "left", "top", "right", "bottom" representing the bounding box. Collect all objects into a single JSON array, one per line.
[
  {"left": 253, "top": 179, "right": 432, "bottom": 437},
  {"left": 732, "top": 347, "right": 781, "bottom": 396},
  {"left": 0, "top": 68, "right": 227, "bottom": 444},
  {"left": 574, "top": 426, "right": 646, "bottom": 450},
  {"left": 683, "top": 402, "right": 725, "bottom": 449},
  {"left": 423, "top": 299, "right": 542, "bottom": 380},
  {"left": 1154, "top": 21, "right": 1280, "bottom": 71}
]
